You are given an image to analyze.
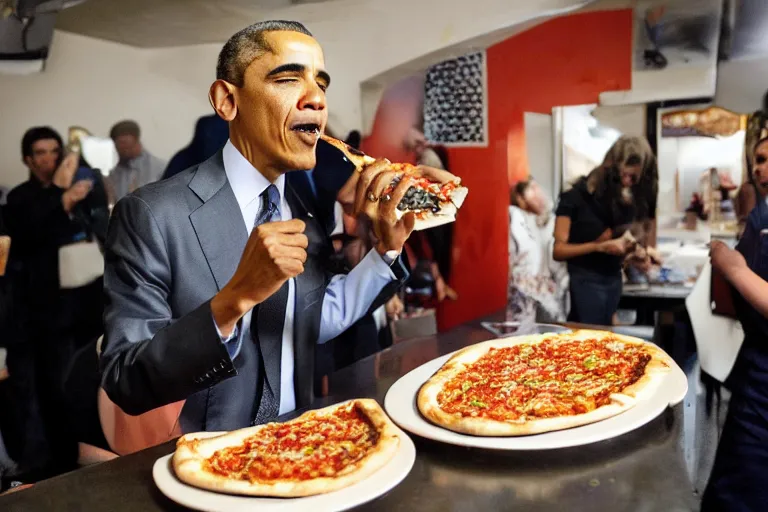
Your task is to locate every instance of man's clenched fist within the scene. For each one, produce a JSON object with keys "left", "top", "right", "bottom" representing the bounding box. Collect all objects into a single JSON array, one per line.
[{"left": 211, "top": 219, "right": 308, "bottom": 336}]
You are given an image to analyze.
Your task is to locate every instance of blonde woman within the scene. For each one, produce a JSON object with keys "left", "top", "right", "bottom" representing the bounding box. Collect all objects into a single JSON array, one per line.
[{"left": 553, "top": 136, "right": 658, "bottom": 325}]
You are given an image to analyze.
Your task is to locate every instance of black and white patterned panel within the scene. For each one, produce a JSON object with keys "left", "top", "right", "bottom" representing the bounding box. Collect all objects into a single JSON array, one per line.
[{"left": 423, "top": 51, "right": 487, "bottom": 145}]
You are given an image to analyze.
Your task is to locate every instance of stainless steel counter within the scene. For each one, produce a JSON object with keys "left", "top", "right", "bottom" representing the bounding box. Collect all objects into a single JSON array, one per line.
[{"left": 1, "top": 319, "right": 699, "bottom": 511}]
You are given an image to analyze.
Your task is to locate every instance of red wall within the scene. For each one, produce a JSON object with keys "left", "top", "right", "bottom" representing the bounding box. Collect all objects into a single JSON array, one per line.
[
  {"left": 364, "top": 10, "right": 633, "bottom": 331},
  {"left": 361, "top": 75, "right": 424, "bottom": 165}
]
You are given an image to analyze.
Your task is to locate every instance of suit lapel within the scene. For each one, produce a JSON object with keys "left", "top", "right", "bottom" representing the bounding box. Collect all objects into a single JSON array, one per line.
[{"left": 188, "top": 151, "right": 248, "bottom": 290}]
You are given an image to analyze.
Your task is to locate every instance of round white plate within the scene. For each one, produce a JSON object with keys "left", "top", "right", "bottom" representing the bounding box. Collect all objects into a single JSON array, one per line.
[
  {"left": 384, "top": 349, "right": 688, "bottom": 450},
  {"left": 153, "top": 429, "right": 416, "bottom": 512}
]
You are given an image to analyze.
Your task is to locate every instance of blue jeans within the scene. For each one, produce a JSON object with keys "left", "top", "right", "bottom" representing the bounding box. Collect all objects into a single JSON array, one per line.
[{"left": 567, "top": 266, "right": 622, "bottom": 326}]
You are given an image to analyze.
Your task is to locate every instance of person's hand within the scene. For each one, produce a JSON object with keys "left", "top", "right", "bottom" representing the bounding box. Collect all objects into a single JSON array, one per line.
[
  {"left": 337, "top": 160, "right": 459, "bottom": 218},
  {"left": 61, "top": 180, "right": 93, "bottom": 213},
  {"left": 596, "top": 228, "right": 614, "bottom": 243},
  {"left": 385, "top": 295, "right": 404, "bottom": 321},
  {"left": 370, "top": 175, "right": 416, "bottom": 255},
  {"left": 212, "top": 219, "right": 308, "bottom": 336},
  {"left": 336, "top": 158, "right": 394, "bottom": 218},
  {"left": 336, "top": 159, "right": 414, "bottom": 254},
  {"left": 340, "top": 161, "right": 460, "bottom": 255},
  {"left": 52, "top": 151, "right": 80, "bottom": 189},
  {"left": 710, "top": 240, "right": 747, "bottom": 280},
  {"left": 627, "top": 255, "right": 653, "bottom": 273},
  {"left": 599, "top": 238, "right": 632, "bottom": 256},
  {"left": 435, "top": 275, "right": 459, "bottom": 301}
]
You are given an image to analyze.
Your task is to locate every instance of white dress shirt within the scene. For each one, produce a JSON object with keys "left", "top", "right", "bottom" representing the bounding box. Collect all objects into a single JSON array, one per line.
[{"left": 218, "top": 141, "right": 397, "bottom": 415}]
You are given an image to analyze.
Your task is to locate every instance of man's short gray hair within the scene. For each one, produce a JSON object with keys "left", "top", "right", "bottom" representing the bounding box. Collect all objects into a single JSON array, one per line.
[{"left": 216, "top": 20, "right": 313, "bottom": 87}]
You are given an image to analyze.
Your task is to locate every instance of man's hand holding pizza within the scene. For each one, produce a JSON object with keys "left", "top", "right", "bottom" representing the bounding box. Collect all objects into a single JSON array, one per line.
[{"left": 337, "top": 159, "right": 459, "bottom": 256}]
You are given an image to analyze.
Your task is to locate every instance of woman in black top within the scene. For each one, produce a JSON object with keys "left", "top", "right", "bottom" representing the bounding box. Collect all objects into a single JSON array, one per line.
[{"left": 553, "top": 136, "right": 658, "bottom": 325}]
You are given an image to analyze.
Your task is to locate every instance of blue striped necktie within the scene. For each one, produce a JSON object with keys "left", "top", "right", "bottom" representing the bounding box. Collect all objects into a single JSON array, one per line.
[{"left": 252, "top": 184, "right": 288, "bottom": 424}]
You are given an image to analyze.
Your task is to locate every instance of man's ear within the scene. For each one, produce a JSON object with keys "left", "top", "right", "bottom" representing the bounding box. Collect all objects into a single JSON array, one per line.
[
  {"left": 209, "top": 79, "right": 238, "bottom": 122},
  {"left": 23, "top": 156, "right": 33, "bottom": 169}
]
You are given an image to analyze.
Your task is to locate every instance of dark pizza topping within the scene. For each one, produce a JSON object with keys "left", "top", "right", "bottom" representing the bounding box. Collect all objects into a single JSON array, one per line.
[
  {"left": 383, "top": 170, "right": 458, "bottom": 213},
  {"left": 398, "top": 185, "right": 441, "bottom": 213}
]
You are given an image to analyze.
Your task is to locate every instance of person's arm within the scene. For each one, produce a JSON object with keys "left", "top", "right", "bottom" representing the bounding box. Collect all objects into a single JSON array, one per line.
[
  {"left": 318, "top": 162, "right": 424, "bottom": 343},
  {"left": 645, "top": 218, "right": 657, "bottom": 248},
  {"left": 711, "top": 239, "right": 768, "bottom": 319},
  {"left": 728, "top": 266, "right": 768, "bottom": 319},
  {"left": 552, "top": 216, "right": 621, "bottom": 261},
  {"left": 318, "top": 249, "right": 407, "bottom": 343},
  {"left": 100, "top": 195, "right": 236, "bottom": 415}
]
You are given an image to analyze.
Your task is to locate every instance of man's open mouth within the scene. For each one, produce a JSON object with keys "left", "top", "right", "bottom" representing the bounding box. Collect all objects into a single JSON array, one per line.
[{"left": 292, "top": 123, "right": 321, "bottom": 135}]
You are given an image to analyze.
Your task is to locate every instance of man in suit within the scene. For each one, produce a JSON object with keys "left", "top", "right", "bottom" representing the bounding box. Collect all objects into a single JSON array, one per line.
[{"left": 100, "top": 20, "right": 451, "bottom": 432}]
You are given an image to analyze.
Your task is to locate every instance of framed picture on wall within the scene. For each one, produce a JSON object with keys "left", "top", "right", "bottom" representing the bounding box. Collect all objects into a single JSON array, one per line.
[{"left": 423, "top": 51, "right": 488, "bottom": 147}]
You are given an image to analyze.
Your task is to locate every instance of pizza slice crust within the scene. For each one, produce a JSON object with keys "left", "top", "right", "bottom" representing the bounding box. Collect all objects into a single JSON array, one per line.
[
  {"left": 172, "top": 399, "right": 401, "bottom": 497},
  {"left": 417, "top": 330, "right": 673, "bottom": 437}
]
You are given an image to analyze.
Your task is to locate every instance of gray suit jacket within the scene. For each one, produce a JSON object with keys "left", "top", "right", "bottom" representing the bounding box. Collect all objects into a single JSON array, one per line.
[{"left": 100, "top": 151, "right": 404, "bottom": 432}]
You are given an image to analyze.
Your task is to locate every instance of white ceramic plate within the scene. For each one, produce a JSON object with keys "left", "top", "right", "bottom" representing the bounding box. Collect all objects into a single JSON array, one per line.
[
  {"left": 384, "top": 348, "right": 688, "bottom": 450},
  {"left": 153, "top": 428, "right": 416, "bottom": 512}
]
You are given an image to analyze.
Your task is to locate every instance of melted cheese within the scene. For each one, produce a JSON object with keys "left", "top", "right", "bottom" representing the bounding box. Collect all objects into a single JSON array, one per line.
[
  {"left": 437, "top": 337, "right": 651, "bottom": 421},
  {"left": 205, "top": 403, "right": 379, "bottom": 482}
]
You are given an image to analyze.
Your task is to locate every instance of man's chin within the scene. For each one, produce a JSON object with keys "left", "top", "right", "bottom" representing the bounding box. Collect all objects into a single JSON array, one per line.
[{"left": 281, "top": 155, "right": 316, "bottom": 173}]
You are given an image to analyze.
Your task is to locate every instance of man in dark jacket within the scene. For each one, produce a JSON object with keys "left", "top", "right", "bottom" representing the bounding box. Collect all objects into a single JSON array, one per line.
[
  {"left": 162, "top": 114, "right": 229, "bottom": 180},
  {"left": 4, "top": 127, "right": 106, "bottom": 478}
]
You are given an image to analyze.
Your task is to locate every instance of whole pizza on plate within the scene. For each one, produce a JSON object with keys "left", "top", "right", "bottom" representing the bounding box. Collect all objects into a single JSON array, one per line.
[
  {"left": 172, "top": 399, "right": 400, "bottom": 497},
  {"left": 417, "top": 330, "right": 674, "bottom": 436}
]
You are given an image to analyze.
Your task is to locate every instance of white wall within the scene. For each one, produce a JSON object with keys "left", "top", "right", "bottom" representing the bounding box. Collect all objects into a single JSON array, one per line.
[
  {"left": 0, "top": 31, "right": 218, "bottom": 187},
  {"left": 591, "top": 104, "right": 646, "bottom": 138},
  {"left": 524, "top": 112, "right": 555, "bottom": 201},
  {"left": 600, "top": 0, "right": 721, "bottom": 107},
  {"left": 1, "top": 0, "right": 618, "bottom": 188},
  {"left": 716, "top": 55, "right": 768, "bottom": 114}
]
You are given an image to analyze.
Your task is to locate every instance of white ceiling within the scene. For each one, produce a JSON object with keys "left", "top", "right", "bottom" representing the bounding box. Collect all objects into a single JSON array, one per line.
[{"left": 54, "top": 0, "right": 334, "bottom": 48}]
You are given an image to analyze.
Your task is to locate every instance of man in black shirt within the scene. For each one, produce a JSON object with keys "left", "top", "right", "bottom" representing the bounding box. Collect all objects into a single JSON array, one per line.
[{"left": 4, "top": 127, "right": 105, "bottom": 478}]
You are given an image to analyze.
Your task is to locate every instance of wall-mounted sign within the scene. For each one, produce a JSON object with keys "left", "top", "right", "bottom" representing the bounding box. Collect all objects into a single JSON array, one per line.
[{"left": 423, "top": 51, "right": 487, "bottom": 146}]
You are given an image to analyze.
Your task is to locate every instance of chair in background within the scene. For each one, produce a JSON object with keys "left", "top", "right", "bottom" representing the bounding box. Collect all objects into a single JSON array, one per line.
[{"left": 95, "top": 336, "right": 183, "bottom": 456}]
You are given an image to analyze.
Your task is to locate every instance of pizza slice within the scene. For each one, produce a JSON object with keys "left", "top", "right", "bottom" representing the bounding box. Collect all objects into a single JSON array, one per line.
[
  {"left": 320, "top": 134, "right": 468, "bottom": 230},
  {"left": 418, "top": 330, "right": 674, "bottom": 436},
  {"left": 172, "top": 399, "right": 401, "bottom": 497}
]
